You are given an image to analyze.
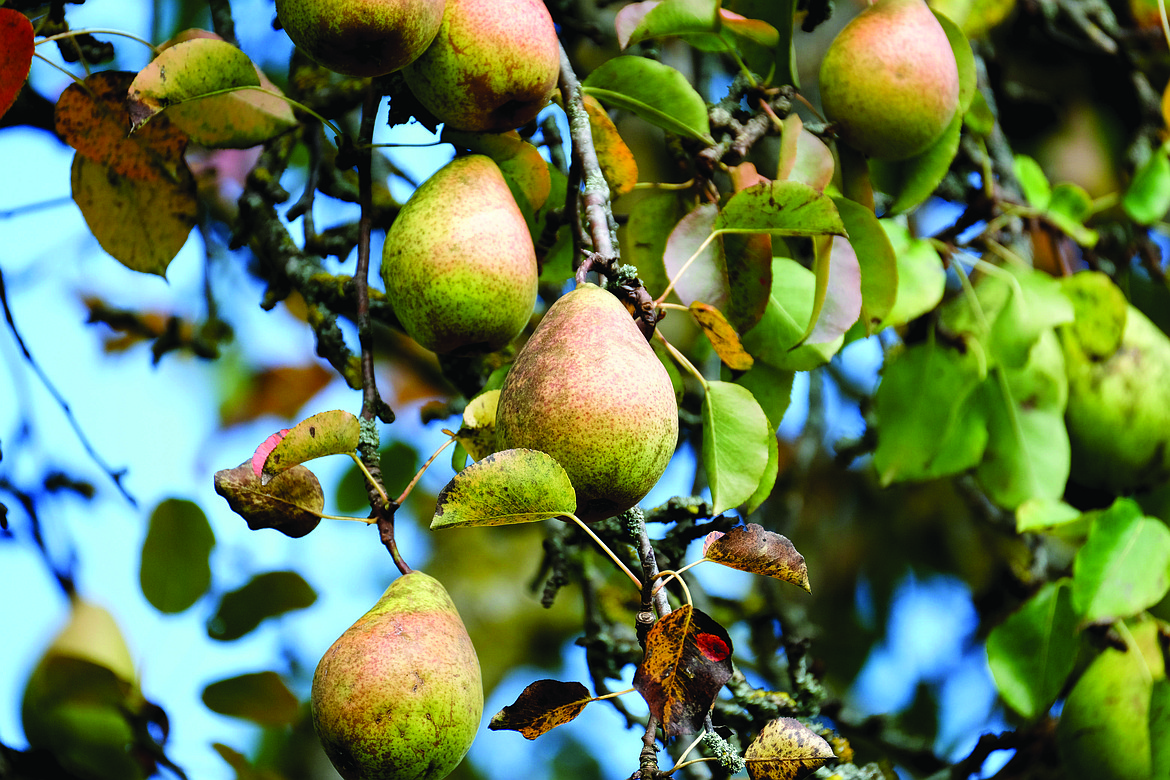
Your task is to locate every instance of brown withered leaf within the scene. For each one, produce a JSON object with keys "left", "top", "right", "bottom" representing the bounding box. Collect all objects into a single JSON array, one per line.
[
  {"left": 488, "top": 679, "right": 592, "bottom": 739},
  {"left": 689, "top": 302, "right": 754, "bottom": 371},
  {"left": 744, "top": 717, "right": 835, "bottom": 780},
  {"left": 219, "top": 364, "right": 335, "bottom": 428},
  {"left": 55, "top": 71, "right": 189, "bottom": 182},
  {"left": 703, "top": 523, "right": 810, "bottom": 593},
  {"left": 582, "top": 94, "right": 638, "bottom": 197},
  {"left": 214, "top": 461, "right": 323, "bottom": 538},
  {"left": 633, "top": 605, "right": 733, "bottom": 736}
]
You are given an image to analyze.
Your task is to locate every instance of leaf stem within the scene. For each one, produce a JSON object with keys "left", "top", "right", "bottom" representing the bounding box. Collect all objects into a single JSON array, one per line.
[
  {"left": 654, "top": 331, "right": 709, "bottom": 391},
  {"left": 650, "top": 559, "right": 706, "bottom": 598},
  {"left": 396, "top": 436, "right": 457, "bottom": 506},
  {"left": 348, "top": 453, "right": 389, "bottom": 507},
  {"left": 666, "top": 732, "right": 710, "bottom": 774},
  {"left": 36, "top": 28, "right": 160, "bottom": 54},
  {"left": 650, "top": 569, "right": 693, "bottom": 608},
  {"left": 565, "top": 513, "right": 643, "bottom": 590},
  {"left": 632, "top": 179, "right": 696, "bottom": 191},
  {"left": 590, "top": 687, "right": 636, "bottom": 701},
  {"left": 655, "top": 231, "right": 720, "bottom": 305}
]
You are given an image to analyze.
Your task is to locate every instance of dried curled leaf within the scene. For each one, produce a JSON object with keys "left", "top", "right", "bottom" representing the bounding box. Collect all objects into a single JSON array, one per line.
[
  {"left": 703, "top": 523, "right": 810, "bottom": 592},
  {"left": 214, "top": 461, "right": 324, "bottom": 538},
  {"left": 488, "top": 679, "right": 592, "bottom": 739}
]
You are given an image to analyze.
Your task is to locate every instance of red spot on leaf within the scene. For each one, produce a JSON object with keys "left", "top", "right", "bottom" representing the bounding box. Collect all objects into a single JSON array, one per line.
[
  {"left": 252, "top": 429, "right": 289, "bottom": 476},
  {"left": 696, "top": 632, "right": 730, "bottom": 662}
]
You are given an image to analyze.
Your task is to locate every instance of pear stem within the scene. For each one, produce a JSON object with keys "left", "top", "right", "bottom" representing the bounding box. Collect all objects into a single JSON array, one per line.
[
  {"left": 36, "top": 28, "right": 160, "bottom": 55},
  {"left": 395, "top": 436, "right": 457, "bottom": 506},
  {"left": 564, "top": 513, "right": 643, "bottom": 590}
]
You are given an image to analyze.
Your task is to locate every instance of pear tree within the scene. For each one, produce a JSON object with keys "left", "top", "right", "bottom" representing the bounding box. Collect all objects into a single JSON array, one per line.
[{"left": 3, "top": 0, "right": 1170, "bottom": 779}]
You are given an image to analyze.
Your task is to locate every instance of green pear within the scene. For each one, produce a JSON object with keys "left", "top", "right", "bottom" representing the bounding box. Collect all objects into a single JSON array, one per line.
[
  {"left": 1056, "top": 617, "right": 1164, "bottom": 780},
  {"left": 21, "top": 597, "right": 146, "bottom": 780},
  {"left": 275, "top": 0, "right": 446, "bottom": 77},
  {"left": 1060, "top": 272, "right": 1170, "bottom": 491},
  {"left": 402, "top": 0, "right": 561, "bottom": 132},
  {"left": 818, "top": 0, "right": 960, "bottom": 160},
  {"left": 495, "top": 282, "right": 679, "bottom": 522},
  {"left": 382, "top": 154, "right": 537, "bottom": 354},
  {"left": 311, "top": 571, "right": 483, "bottom": 780}
]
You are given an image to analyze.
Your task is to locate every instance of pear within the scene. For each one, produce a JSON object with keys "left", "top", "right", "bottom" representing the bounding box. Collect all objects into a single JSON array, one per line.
[
  {"left": 402, "top": 0, "right": 561, "bottom": 132},
  {"left": 382, "top": 154, "right": 537, "bottom": 354},
  {"left": 495, "top": 282, "right": 679, "bottom": 522},
  {"left": 1056, "top": 617, "right": 1164, "bottom": 780},
  {"left": 275, "top": 0, "right": 446, "bottom": 77},
  {"left": 311, "top": 571, "right": 483, "bottom": 780},
  {"left": 818, "top": 0, "right": 960, "bottom": 160},
  {"left": 1060, "top": 272, "right": 1170, "bottom": 491},
  {"left": 21, "top": 597, "right": 146, "bottom": 780}
]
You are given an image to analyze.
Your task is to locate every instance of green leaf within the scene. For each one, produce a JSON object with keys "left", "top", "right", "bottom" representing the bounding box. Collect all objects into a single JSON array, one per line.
[
  {"left": 139, "top": 498, "right": 215, "bottom": 614},
  {"left": 1014, "top": 155, "right": 1051, "bottom": 209},
  {"left": 873, "top": 339, "right": 988, "bottom": 485},
  {"left": 702, "top": 381, "right": 772, "bottom": 514},
  {"left": 1152, "top": 679, "right": 1170, "bottom": 778},
  {"left": 974, "top": 334, "right": 1070, "bottom": 509},
  {"left": 258, "top": 410, "right": 361, "bottom": 484},
  {"left": 127, "top": 38, "right": 260, "bottom": 133},
  {"left": 623, "top": 0, "right": 721, "bottom": 48},
  {"left": 934, "top": 9, "right": 976, "bottom": 115},
  {"left": 833, "top": 196, "right": 897, "bottom": 332},
  {"left": 1045, "top": 183, "right": 1098, "bottom": 247},
  {"left": 430, "top": 448, "right": 576, "bottom": 528},
  {"left": 207, "top": 571, "right": 317, "bottom": 642},
  {"left": 663, "top": 202, "right": 728, "bottom": 308},
  {"left": 584, "top": 57, "right": 713, "bottom": 143},
  {"left": 877, "top": 220, "right": 946, "bottom": 329},
  {"left": 942, "top": 265, "right": 1074, "bottom": 370},
  {"left": 1016, "top": 498, "right": 1083, "bottom": 533},
  {"left": 986, "top": 579, "right": 1078, "bottom": 721},
  {"left": 742, "top": 425, "right": 779, "bottom": 516},
  {"left": 626, "top": 189, "right": 685, "bottom": 298},
  {"left": 1124, "top": 144, "right": 1170, "bottom": 225},
  {"left": 727, "top": 0, "right": 799, "bottom": 86},
  {"left": 734, "top": 362, "right": 794, "bottom": 426},
  {"left": 801, "top": 234, "right": 861, "bottom": 345},
  {"left": 1072, "top": 498, "right": 1170, "bottom": 624},
  {"left": 870, "top": 110, "right": 963, "bottom": 215},
  {"left": 201, "top": 671, "right": 300, "bottom": 726},
  {"left": 741, "top": 258, "right": 843, "bottom": 371},
  {"left": 715, "top": 180, "right": 847, "bottom": 237}
]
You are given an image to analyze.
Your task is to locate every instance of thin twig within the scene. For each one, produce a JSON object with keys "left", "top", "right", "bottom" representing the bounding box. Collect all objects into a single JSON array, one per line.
[
  {"left": 352, "top": 84, "right": 407, "bottom": 575},
  {"left": 0, "top": 269, "right": 136, "bottom": 506}
]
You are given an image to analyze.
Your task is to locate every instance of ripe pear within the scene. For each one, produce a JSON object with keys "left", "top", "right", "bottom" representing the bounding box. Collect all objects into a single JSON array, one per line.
[
  {"left": 1056, "top": 617, "right": 1164, "bottom": 780},
  {"left": 382, "top": 154, "right": 537, "bottom": 354},
  {"left": 495, "top": 282, "right": 679, "bottom": 522},
  {"left": 1060, "top": 272, "right": 1170, "bottom": 491},
  {"left": 311, "top": 571, "right": 482, "bottom": 780},
  {"left": 818, "top": 0, "right": 960, "bottom": 160},
  {"left": 402, "top": 0, "right": 561, "bottom": 132},
  {"left": 275, "top": 0, "right": 446, "bottom": 77},
  {"left": 21, "top": 597, "right": 146, "bottom": 780}
]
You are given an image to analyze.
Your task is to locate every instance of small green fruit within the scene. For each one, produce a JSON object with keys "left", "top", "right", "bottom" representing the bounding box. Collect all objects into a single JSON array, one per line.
[
  {"left": 1060, "top": 272, "right": 1170, "bottom": 491},
  {"left": 275, "top": 0, "right": 446, "bottom": 77},
  {"left": 495, "top": 283, "right": 679, "bottom": 522},
  {"left": 1056, "top": 617, "right": 1164, "bottom": 780},
  {"left": 311, "top": 571, "right": 483, "bottom": 780},
  {"left": 402, "top": 0, "right": 560, "bottom": 131},
  {"left": 818, "top": 0, "right": 960, "bottom": 160},
  {"left": 382, "top": 154, "right": 537, "bottom": 354}
]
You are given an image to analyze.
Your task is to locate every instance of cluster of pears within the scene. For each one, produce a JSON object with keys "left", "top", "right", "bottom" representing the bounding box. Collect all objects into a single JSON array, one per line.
[
  {"left": 311, "top": 571, "right": 483, "bottom": 780},
  {"left": 818, "top": 0, "right": 960, "bottom": 160},
  {"left": 275, "top": 0, "right": 560, "bottom": 131},
  {"left": 1059, "top": 271, "right": 1170, "bottom": 491}
]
